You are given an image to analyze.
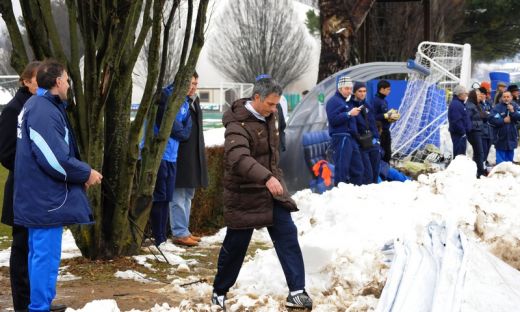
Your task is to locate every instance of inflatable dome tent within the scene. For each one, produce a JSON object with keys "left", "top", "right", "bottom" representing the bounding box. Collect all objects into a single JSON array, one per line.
[{"left": 280, "top": 60, "right": 430, "bottom": 192}]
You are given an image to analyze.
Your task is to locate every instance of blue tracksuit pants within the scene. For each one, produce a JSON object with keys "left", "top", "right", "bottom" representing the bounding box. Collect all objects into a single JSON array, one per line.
[
  {"left": 331, "top": 134, "right": 364, "bottom": 186},
  {"left": 28, "top": 227, "right": 62, "bottom": 312}
]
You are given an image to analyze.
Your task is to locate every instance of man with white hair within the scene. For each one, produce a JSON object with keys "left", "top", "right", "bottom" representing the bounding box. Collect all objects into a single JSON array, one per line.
[
  {"left": 448, "top": 85, "right": 471, "bottom": 157},
  {"left": 325, "top": 75, "right": 363, "bottom": 185}
]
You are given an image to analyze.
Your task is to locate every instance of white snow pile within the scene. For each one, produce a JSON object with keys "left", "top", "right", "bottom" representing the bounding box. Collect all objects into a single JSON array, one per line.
[
  {"left": 203, "top": 127, "right": 225, "bottom": 147},
  {"left": 176, "top": 156, "right": 520, "bottom": 311},
  {"left": 114, "top": 270, "right": 156, "bottom": 284},
  {"left": 6, "top": 156, "right": 520, "bottom": 311},
  {"left": 66, "top": 299, "right": 121, "bottom": 312}
]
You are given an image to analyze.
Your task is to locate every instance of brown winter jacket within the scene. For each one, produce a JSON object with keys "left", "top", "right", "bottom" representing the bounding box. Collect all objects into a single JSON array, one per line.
[{"left": 222, "top": 98, "right": 297, "bottom": 229}]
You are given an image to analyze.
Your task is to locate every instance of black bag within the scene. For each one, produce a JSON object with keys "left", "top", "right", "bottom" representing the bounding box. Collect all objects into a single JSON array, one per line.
[
  {"left": 358, "top": 131, "right": 374, "bottom": 150},
  {"left": 357, "top": 108, "right": 374, "bottom": 150}
]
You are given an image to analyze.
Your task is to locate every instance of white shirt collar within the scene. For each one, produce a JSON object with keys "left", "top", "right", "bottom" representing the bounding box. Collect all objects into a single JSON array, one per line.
[{"left": 245, "top": 101, "right": 266, "bottom": 121}]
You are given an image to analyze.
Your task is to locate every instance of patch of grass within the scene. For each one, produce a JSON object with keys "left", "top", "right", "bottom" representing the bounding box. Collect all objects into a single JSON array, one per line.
[{"left": 0, "top": 166, "right": 11, "bottom": 249}]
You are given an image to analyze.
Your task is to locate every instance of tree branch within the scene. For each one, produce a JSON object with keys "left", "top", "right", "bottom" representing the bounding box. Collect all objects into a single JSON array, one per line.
[{"left": 0, "top": 1, "right": 29, "bottom": 73}]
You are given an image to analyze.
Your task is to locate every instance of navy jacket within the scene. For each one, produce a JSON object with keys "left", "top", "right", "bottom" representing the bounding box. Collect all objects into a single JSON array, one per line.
[
  {"left": 14, "top": 92, "right": 93, "bottom": 228},
  {"left": 0, "top": 87, "right": 32, "bottom": 226},
  {"left": 372, "top": 93, "right": 390, "bottom": 130},
  {"left": 350, "top": 98, "right": 380, "bottom": 139},
  {"left": 154, "top": 84, "right": 192, "bottom": 162},
  {"left": 325, "top": 91, "right": 358, "bottom": 136},
  {"left": 489, "top": 102, "right": 520, "bottom": 150},
  {"left": 0, "top": 87, "right": 32, "bottom": 171},
  {"left": 465, "top": 101, "right": 483, "bottom": 132},
  {"left": 448, "top": 96, "right": 471, "bottom": 136}
]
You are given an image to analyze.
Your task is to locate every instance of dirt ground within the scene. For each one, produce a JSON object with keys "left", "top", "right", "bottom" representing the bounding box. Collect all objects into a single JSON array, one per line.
[
  {"left": 0, "top": 239, "right": 274, "bottom": 311},
  {"left": 0, "top": 244, "right": 219, "bottom": 311}
]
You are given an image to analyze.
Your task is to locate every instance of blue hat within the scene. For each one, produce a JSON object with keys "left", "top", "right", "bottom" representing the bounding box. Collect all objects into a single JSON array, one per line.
[
  {"left": 353, "top": 82, "right": 366, "bottom": 93},
  {"left": 255, "top": 74, "right": 271, "bottom": 81}
]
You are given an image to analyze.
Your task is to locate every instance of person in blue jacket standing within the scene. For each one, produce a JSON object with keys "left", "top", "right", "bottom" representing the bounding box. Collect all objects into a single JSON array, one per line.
[
  {"left": 350, "top": 82, "right": 381, "bottom": 184},
  {"left": 448, "top": 85, "right": 471, "bottom": 157},
  {"left": 489, "top": 91, "right": 520, "bottom": 164},
  {"left": 325, "top": 75, "right": 363, "bottom": 185},
  {"left": 13, "top": 60, "right": 103, "bottom": 311},
  {"left": 150, "top": 83, "right": 192, "bottom": 247}
]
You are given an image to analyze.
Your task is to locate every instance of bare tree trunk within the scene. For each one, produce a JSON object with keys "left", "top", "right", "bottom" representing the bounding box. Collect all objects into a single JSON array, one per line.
[
  {"left": 2, "top": 0, "right": 209, "bottom": 259},
  {"left": 318, "top": 0, "right": 375, "bottom": 82},
  {"left": 0, "top": 2, "right": 29, "bottom": 73}
]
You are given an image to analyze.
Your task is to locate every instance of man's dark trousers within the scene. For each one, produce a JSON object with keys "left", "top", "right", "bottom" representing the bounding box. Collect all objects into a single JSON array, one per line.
[
  {"left": 213, "top": 204, "right": 305, "bottom": 295},
  {"left": 10, "top": 225, "right": 30, "bottom": 310},
  {"left": 4, "top": 170, "right": 30, "bottom": 310},
  {"left": 451, "top": 134, "right": 467, "bottom": 157},
  {"left": 380, "top": 128, "right": 392, "bottom": 162}
]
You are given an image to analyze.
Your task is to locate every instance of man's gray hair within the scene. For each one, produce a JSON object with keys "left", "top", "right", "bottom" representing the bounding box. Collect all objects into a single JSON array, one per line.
[
  {"left": 453, "top": 85, "right": 467, "bottom": 96},
  {"left": 252, "top": 78, "right": 283, "bottom": 101}
]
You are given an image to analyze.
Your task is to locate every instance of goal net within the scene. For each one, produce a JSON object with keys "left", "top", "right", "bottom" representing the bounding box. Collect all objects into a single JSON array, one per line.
[{"left": 390, "top": 42, "right": 471, "bottom": 162}]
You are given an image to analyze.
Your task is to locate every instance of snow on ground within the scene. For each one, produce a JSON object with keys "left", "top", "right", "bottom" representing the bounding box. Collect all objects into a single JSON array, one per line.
[
  {"left": 203, "top": 127, "right": 225, "bottom": 147},
  {"left": 114, "top": 270, "right": 157, "bottom": 284},
  {"left": 3, "top": 157, "right": 520, "bottom": 311}
]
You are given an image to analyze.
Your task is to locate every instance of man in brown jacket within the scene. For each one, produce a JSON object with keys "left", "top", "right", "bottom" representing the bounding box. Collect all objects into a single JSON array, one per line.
[{"left": 211, "top": 78, "right": 312, "bottom": 311}]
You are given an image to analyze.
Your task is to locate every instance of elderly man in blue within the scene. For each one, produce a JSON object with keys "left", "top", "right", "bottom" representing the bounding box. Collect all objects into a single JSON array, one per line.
[
  {"left": 150, "top": 82, "right": 192, "bottom": 247},
  {"left": 325, "top": 75, "right": 363, "bottom": 186},
  {"left": 14, "top": 60, "right": 102, "bottom": 312},
  {"left": 489, "top": 91, "right": 520, "bottom": 164},
  {"left": 448, "top": 85, "right": 471, "bottom": 157}
]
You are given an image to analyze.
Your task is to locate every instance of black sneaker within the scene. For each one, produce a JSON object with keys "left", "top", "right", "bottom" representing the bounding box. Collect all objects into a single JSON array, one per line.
[
  {"left": 286, "top": 290, "right": 313, "bottom": 310},
  {"left": 211, "top": 291, "right": 226, "bottom": 311}
]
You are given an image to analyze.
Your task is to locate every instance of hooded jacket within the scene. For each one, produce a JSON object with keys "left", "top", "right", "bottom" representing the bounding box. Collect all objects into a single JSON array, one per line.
[
  {"left": 14, "top": 91, "right": 93, "bottom": 227},
  {"left": 222, "top": 98, "right": 296, "bottom": 229}
]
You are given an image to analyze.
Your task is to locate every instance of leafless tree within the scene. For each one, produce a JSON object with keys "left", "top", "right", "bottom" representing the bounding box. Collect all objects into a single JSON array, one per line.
[
  {"left": 208, "top": 0, "right": 312, "bottom": 88},
  {"left": 136, "top": 1, "right": 184, "bottom": 86}
]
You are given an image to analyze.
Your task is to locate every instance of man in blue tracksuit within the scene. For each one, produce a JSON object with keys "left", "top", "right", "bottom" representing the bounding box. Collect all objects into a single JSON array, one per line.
[
  {"left": 350, "top": 82, "right": 381, "bottom": 184},
  {"left": 150, "top": 83, "right": 192, "bottom": 246},
  {"left": 448, "top": 85, "right": 471, "bottom": 157},
  {"left": 489, "top": 91, "right": 520, "bottom": 164},
  {"left": 14, "top": 60, "right": 103, "bottom": 311},
  {"left": 325, "top": 75, "right": 363, "bottom": 186}
]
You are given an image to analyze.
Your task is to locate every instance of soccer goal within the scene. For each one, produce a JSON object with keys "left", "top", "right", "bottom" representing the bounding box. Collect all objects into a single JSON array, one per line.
[{"left": 390, "top": 42, "right": 471, "bottom": 161}]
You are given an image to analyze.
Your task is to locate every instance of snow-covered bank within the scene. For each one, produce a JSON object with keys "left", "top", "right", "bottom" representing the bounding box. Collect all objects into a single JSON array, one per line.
[{"left": 3, "top": 157, "right": 520, "bottom": 311}]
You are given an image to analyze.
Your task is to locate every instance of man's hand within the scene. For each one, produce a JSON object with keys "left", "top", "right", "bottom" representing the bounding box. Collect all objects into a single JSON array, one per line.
[
  {"left": 85, "top": 169, "right": 103, "bottom": 189},
  {"left": 507, "top": 103, "right": 515, "bottom": 113},
  {"left": 349, "top": 107, "right": 361, "bottom": 117},
  {"left": 266, "top": 176, "right": 283, "bottom": 196},
  {"left": 504, "top": 115, "right": 511, "bottom": 124}
]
